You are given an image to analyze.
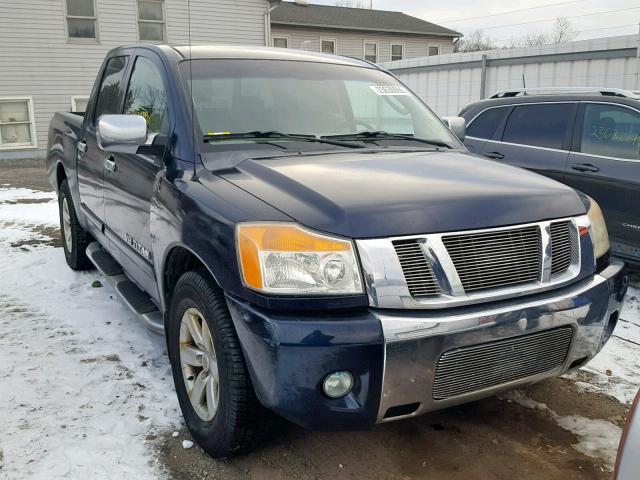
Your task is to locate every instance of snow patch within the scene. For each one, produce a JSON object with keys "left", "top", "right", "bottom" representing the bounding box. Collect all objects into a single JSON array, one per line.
[
  {"left": 0, "top": 187, "right": 56, "bottom": 203},
  {"left": 503, "top": 390, "right": 622, "bottom": 470}
]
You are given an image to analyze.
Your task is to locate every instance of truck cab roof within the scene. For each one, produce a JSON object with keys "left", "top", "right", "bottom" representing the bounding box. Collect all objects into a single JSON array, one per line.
[{"left": 110, "top": 43, "right": 375, "bottom": 69}]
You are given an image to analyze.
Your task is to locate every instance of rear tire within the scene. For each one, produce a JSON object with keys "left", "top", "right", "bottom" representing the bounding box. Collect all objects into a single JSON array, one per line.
[
  {"left": 58, "top": 179, "right": 93, "bottom": 270},
  {"left": 167, "top": 270, "right": 276, "bottom": 458}
]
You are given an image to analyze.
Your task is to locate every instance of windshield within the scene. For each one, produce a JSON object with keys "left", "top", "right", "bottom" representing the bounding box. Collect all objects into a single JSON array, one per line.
[{"left": 180, "top": 59, "right": 456, "bottom": 147}]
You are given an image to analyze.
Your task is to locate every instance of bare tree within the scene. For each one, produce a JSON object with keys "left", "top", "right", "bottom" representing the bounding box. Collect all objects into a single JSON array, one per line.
[
  {"left": 335, "top": 0, "right": 370, "bottom": 8},
  {"left": 454, "top": 30, "right": 495, "bottom": 53},
  {"left": 522, "top": 32, "right": 550, "bottom": 47},
  {"left": 501, "top": 17, "right": 579, "bottom": 49},
  {"left": 551, "top": 17, "right": 578, "bottom": 43}
]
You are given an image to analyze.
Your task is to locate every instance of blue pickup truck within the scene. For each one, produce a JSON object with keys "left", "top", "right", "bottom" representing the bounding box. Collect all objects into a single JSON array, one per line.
[{"left": 47, "top": 44, "right": 628, "bottom": 457}]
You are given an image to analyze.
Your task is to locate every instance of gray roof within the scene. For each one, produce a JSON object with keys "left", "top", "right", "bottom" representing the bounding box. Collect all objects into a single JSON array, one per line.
[
  {"left": 271, "top": 2, "right": 461, "bottom": 38},
  {"left": 169, "top": 45, "right": 374, "bottom": 68}
]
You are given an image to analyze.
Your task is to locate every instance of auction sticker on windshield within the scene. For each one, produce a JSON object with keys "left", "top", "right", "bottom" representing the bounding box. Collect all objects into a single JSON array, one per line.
[{"left": 369, "top": 85, "right": 411, "bottom": 96}]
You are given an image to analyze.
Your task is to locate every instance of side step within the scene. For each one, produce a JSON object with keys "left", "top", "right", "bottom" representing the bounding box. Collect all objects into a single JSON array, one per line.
[{"left": 86, "top": 242, "right": 164, "bottom": 334}]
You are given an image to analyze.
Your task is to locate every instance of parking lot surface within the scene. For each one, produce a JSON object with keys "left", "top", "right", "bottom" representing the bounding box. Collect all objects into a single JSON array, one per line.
[{"left": 0, "top": 159, "right": 638, "bottom": 480}]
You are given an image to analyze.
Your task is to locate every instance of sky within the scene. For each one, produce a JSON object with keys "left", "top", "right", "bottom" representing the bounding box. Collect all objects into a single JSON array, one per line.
[{"left": 309, "top": 0, "right": 640, "bottom": 46}]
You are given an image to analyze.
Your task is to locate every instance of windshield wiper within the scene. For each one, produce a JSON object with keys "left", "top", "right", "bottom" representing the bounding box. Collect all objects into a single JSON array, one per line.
[
  {"left": 203, "top": 131, "right": 364, "bottom": 149},
  {"left": 322, "top": 131, "right": 452, "bottom": 149}
]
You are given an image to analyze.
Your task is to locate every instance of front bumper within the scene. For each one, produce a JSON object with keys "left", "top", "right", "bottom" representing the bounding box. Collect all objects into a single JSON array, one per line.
[{"left": 225, "top": 260, "right": 627, "bottom": 430}]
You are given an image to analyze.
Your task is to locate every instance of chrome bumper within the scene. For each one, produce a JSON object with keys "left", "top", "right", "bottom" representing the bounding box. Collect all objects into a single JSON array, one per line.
[{"left": 371, "top": 260, "right": 628, "bottom": 423}]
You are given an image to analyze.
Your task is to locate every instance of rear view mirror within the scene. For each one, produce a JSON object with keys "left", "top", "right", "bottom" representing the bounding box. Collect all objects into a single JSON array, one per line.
[
  {"left": 97, "top": 114, "right": 148, "bottom": 153},
  {"left": 441, "top": 116, "right": 466, "bottom": 142}
]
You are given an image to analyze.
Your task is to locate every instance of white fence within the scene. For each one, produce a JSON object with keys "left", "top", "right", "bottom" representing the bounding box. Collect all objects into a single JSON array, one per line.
[{"left": 380, "top": 34, "right": 640, "bottom": 116}]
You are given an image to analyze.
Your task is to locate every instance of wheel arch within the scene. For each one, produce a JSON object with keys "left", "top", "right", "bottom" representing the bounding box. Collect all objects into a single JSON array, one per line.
[
  {"left": 56, "top": 162, "right": 67, "bottom": 191},
  {"left": 161, "top": 243, "right": 223, "bottom": 323}
]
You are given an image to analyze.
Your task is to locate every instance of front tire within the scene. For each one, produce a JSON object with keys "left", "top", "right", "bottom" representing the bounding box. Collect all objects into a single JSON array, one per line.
[
  {"left": 58, "top": 179, "right": 92, "bottom": 270},
  {"left": 167, "top": 270, "right": 275, "bottom": 457}
]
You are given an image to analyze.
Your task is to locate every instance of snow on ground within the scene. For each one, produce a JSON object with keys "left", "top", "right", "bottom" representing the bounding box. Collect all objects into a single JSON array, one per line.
[
  {"left": 0, "top": 188, "right": 181, "bottom": 479},
  {"left": 0, "top": 188, "right": 59, "bottom": 249},
  {"left": 504, "top": 390, "right": 623, "bottom": 469}
]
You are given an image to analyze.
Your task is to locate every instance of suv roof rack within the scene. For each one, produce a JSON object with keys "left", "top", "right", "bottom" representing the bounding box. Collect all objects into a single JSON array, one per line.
[{"left": 490, "top": 87, "right": 640, "bottom": 99}]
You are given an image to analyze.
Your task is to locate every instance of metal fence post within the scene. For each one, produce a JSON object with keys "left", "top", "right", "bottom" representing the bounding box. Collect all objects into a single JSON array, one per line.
[{"left": 480, "top": 54, "right": 488, "bottom": 99}]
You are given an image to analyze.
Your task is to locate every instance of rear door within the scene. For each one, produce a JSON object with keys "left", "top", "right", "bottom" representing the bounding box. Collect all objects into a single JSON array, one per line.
[
  {"left": 103, "top": 51, "right": 170, "bottom": 295},
  {"left": 476, "top": 102, "right": 578, "bottom": 184},
  {"left": 78, "top": 55, "right": 129, "bottom": 228},
  {"left": 566, "top": 102, "right": 640, "bottom": 259}
]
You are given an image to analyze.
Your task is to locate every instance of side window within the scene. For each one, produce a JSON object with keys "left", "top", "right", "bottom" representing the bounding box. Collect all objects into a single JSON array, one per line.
[
  {"left": 94, "top": 56, "right": 128, "bottom": 122},
  {"left": 502, "top": 103, "right": 574, "bottom": 150},
  {"left": 580, "top": 103, "right": 640, "bottom": 160},
  {"left": 124, "top": 57, "right": 168, "bottom": 134},
  {"left": 467, "top": 107, "right": 510, "bottom": 140}
]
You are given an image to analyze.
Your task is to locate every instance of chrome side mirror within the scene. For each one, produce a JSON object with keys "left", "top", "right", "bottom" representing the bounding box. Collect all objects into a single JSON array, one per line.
[
  {"left": 441, "top": 116, "right": 466, "bottom": 142},
  {"left": 97, "top": 114, "right": 148, "bottom": 153}
]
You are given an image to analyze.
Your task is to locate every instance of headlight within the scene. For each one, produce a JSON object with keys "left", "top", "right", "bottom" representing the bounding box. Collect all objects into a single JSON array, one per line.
[
  {"left": 586, "top": 197, "right": 610, "bottom": 259},
  {"left": 236, "top": 223, "right": 363, "bottom": 295}
]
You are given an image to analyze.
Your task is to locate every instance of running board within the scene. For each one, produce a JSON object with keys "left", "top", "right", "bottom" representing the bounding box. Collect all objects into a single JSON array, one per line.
[{"left": 86, "top": 242, "right": 164, "bottom": 334}]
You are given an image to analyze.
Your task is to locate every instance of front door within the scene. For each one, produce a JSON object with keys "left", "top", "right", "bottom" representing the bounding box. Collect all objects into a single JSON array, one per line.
[
  {"left": 103, "top": 53, "right": 170, "bottom": 296},
  {"left": 77, "top": 55, "right": 129, "bottom": 228},
  {"left": 565, "top": 102, "right": 640, "bottom": 260}
]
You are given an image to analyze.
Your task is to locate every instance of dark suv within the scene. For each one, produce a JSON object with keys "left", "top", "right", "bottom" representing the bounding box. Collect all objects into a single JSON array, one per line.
[{"left": 460, "top": 88, "right": 640, "bottom": 264}]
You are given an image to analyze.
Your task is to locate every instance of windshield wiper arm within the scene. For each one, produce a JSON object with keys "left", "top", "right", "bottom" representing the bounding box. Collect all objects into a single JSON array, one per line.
[
  {"left": 203, "top": 131, "right": 364, "bottom": 149},
  {"left": 323, "top": 131, "right": 452, "bottom": 149}
]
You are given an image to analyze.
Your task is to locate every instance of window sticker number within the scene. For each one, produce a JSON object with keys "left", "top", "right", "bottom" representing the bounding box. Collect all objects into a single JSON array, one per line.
[{"left": 369, "top": 85, "right": 411, "bottom": 96}]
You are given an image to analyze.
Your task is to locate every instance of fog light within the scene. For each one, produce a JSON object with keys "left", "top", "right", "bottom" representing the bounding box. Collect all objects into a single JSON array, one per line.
[{"left": 322, "top": 371, "right": 353, "bottom": 398}]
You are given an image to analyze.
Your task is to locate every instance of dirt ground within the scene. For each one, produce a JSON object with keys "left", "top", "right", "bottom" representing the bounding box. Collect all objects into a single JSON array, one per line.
[{"left": 2, "top": 158, "right": 638, "bottom": 480}]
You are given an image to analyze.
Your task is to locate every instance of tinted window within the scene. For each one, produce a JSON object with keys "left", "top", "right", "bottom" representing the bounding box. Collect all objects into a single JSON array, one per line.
[
  {"left": 581, "top": 103, "right": 640, "bottom": 160},
  {"left": 467, "top": 107, "right": 510, "bottom": 139},
  {"left": 502, "top": 103, "right": 574, "bottom": 149},
  {"left": 124, "top": 57, "right": 168, "bottom": 134},
  {"left": 94, "top": 56, "right": 128, "bottom": 121}
]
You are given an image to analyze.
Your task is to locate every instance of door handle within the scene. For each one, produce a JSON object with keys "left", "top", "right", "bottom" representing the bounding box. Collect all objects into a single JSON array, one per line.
[
  {"left": 104, "top": 156, "right": 117, "bottom": 173},
  {"left": 77, "top": 141, "right": 87, "bottom": 160},
  {"left": 484, "top": 151, "right": 504, "bottom": 160},
  {"left": 571, "top": 163, "right": 599, "bottom": 173}
]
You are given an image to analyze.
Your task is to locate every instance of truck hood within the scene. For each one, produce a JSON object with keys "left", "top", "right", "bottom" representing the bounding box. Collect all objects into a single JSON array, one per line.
[{"left": 212, "top": 149, "right": 586, "bottom": 238}]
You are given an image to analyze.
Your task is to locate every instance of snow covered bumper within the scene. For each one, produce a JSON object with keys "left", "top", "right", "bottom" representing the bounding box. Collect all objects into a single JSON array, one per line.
[{"left": 225, "top": 260, "right": 627, "bottom": 429}]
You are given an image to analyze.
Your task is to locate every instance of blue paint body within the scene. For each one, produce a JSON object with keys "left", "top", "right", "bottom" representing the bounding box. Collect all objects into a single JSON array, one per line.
[{"left": 46, "top": 44, "right": 629, "bottom": 429}]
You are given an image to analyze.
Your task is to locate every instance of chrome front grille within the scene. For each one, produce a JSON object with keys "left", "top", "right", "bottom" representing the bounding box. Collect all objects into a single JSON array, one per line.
[
  {"left": 355, "top": 215, "right": 587, "bottom": 310},
  {"left": 550, "top": 221, "right": 579, "bottom": 275},
  {"left": 393, "top": 239, "right": 440, "bottom": 297},
  {"left": 442, "top": 225, "right": 542, "bottom": 293},
  {"left": 432, "top": 327, "right": 574, "bottom": 400}
]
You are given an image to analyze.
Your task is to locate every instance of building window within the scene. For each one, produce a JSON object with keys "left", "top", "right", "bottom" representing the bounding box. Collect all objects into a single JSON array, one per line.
[
  {"left": 272, "top": 36, "right": 289, "bottom": 48},
  {"left": 321, "top": 39, "right": 336, "bottom": 55},
  {"left": 364, "top": 42, "right": 377, "bottom": 62},
  {"left": 71, "top": 96, "right": 90, "bottom": 113},
  {"left": 138, "top": 0, "right": 165, "bottom": 42},
  {"left": 0, "top": 98, "right": 36, "bottom": 150},
  {"left": 428, "top": 44, "right": 440, "bottom": 56},
  {"left": 391, "top": 43, "right": 404, "bottom": 61},
  {"left": 66, "top": 0, "right": 97, "bottom": 40}
]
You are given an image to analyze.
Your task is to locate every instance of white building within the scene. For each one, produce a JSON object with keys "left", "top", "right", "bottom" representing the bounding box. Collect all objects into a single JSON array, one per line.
[{"left": 0, "top": 0, "right": 277, "bottom": 160}]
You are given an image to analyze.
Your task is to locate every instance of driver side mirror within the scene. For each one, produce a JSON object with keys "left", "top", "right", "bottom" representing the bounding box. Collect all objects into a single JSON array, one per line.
[
  {"left": 441, "top": 116, "right": 466, "bottom": 142},
  {"left": 97, "top": 114, "right": 148, "bottom": 154}
]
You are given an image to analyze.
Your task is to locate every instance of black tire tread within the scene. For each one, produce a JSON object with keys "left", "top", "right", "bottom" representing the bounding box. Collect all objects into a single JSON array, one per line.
[
  {"left": 59, "top": 179, "right": 93, "bottom": 271},
  {"left": 170, "top": 269, "right": 278, "bottom": 457}
]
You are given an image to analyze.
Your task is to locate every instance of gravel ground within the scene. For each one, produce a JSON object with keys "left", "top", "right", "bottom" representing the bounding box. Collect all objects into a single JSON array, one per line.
[{"left": 1, "top": 158, "right": 638, "bottom": 480}]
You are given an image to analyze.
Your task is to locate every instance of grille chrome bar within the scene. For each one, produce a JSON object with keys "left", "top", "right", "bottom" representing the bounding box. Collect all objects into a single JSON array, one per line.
[{"left": 433, "top": 327, "right": 574, "bottom": 400}]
